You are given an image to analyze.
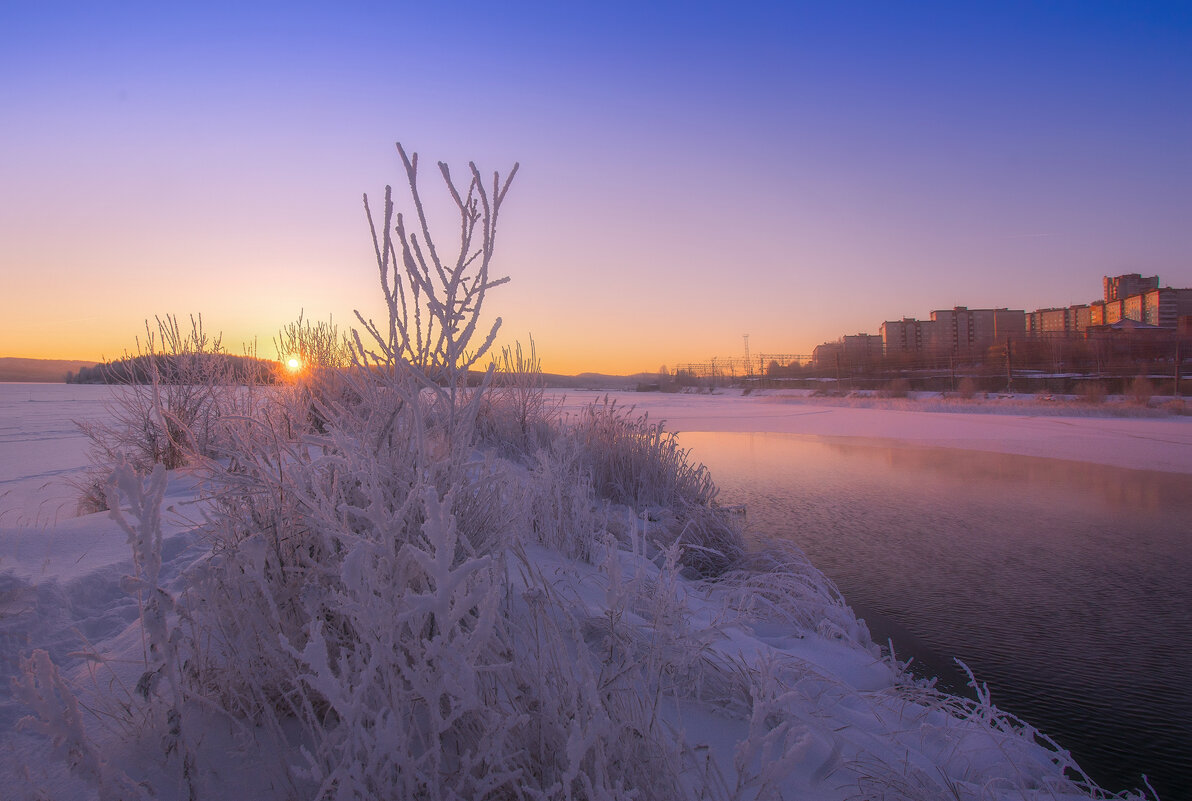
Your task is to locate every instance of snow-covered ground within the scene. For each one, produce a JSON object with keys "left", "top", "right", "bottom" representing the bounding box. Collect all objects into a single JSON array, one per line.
[
  {"left": 0, "top": 384, "right": 113, "bottom": 526},
  {"left": 2, "top": 384, "right": 1181, "bottom": 799}
]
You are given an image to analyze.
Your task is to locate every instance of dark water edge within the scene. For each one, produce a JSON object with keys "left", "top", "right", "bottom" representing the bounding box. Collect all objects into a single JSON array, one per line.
[{"left": 681, "top": 432, "right": 1192, "bottom": 801}]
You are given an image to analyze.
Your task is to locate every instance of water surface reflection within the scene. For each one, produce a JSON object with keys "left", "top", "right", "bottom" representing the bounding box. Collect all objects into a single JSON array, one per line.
[{"left": 681, "top": 432, "right": 1192, "bottom": 800}]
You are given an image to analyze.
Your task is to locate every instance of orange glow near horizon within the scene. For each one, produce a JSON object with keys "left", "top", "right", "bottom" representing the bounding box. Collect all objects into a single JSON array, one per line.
[{"left": 1, "top": 316, "right": 735, "bottom": 378}]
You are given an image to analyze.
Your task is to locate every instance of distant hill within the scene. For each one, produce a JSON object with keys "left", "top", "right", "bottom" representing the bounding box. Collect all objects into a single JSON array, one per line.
[
  {"left": 541, "top": 372, "right": 655, "bottom": 390},
  {"left": 0, "top": 357, "right": 98, "bottom": 383}
]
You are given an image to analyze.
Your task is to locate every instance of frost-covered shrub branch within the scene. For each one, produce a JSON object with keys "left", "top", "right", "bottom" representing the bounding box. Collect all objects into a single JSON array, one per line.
[{"left": 358, "top": 143, "right": 517, "bottom": 377}]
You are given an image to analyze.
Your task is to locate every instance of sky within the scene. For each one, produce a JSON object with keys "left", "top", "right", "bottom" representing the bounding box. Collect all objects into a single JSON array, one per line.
[{"left": 2, "top": 1, "right": 1190, "bottom": 375}]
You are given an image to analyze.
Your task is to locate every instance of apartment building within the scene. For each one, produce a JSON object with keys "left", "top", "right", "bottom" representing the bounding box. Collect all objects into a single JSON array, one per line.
[
  {"left": 1142, "top": 287, "right": 1192, "bottom": 328},
  {"left": 842, "top": 333, "right": 883, "bottom": 363},
  {"left": 1104, "top": 274, "right": 1159, "bottom": 302},
  {"left": 929, "top": 307, "right": 977, "bottom": 351},
  {"left": 1026, "top": 305, "right": 1095, "bottom": 337},
  {"left": 1024, "top": 276, "right": 1192, "bottom": 339},
  {"left": 812, "top": 334, "right": 883, "bottom": 367},
  {"left": 813, "top": 275, "right": 1187, "bottom": 362},
  {"left": 1071, "top": 304, "right": 1092, "bottom": 331},
  {"left": 810, "top": 341, "right": 841, "bottom": 367},
  {"left": 1026, "top": 307, "right": 1070, "bottom": 337},
  {"left": 880, "top": 318, "right": 938, "bottom": 354}
]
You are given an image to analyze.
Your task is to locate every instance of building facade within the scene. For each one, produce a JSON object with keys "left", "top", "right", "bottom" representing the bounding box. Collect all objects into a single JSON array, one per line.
[
  {"left": 930, "top": 307, "right": 1026, "bottom": 351},
  {"left": 1142, "top": 288, "right": 1192, "bottom": 328},
  {"left": 880, "top": 318, "right": 939, "bottom": 354},
  {"left": 814, "top": 275, "right": 1187, "bottom": 364},
  {"left": 1104, "top": 274, "right": 1159, "bottom": 302},
  {"left": 812, "top": 334, "right": 884, "bottom": 367},
  {"left": 842, "top": 334, "right": 883, "bottom": 364}
]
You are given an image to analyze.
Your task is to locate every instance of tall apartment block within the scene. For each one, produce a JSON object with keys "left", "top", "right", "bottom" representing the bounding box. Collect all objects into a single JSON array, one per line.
[
  {"left": 880, "top": 308, "right": 1025, "bottom": 355},
  {"left": 930, "top": 307, "right": 1026, "bottom": 351},
  {"left": 811, "top": 333, "right": 883, "bottom": 367},
  {"left": 1104, "top": 274, "right": 1159, "bottom": 302}
]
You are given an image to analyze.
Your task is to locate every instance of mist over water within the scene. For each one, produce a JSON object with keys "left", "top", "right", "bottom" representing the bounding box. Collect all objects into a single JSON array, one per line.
[{"left": 682, "top": 432, "right": 1192, "bottom": 800}]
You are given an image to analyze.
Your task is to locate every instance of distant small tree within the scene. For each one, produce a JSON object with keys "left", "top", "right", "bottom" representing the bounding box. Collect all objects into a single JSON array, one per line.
[
  {"left": 1128, "top": 375, "right": 1154, "bottom": 406},
  {"left": 1077, "top": 380, "right": 1107, "bottom": 404},
  {"left": 957, "top": 376, "right": 979, "bottom": 399},
  {"left": 882, "top": 377, "right": 911, "bottom": 398}
]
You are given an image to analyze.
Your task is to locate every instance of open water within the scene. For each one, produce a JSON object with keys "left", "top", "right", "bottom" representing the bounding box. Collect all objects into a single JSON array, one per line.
[{"left": 682, "top": 431, "right": 1192, "bottom": 800}]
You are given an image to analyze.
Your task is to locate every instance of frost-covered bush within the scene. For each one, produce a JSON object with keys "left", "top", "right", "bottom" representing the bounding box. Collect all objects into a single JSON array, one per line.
[
  {"left": 78, "top": 315, "right": 235, "bottom": 473},
  {"left": 162, "top": 144, "right": 747, "bottom": 797},
  {"left": 272, "top": 312, "right": 356, "bottom": 436},
  {"left": 12, "top": 650, "right": 149, "bottom": 801},
  {"left": 74, "top": 315, "right": 253, "bottom": 513},
  {"left": 477, "top": 336, "right": 560, "bottom": 457},
  {"left": 166, "top": 144, "right": 550, "bottom": 795},
  {"left": 558, "top": 397, "right": 744, "bottom": 575},
  {"left": 276, "top": 311, "right": 354, "bottom": 373}
]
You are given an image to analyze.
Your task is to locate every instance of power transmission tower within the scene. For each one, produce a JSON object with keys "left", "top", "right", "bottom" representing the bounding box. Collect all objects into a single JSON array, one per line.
[{"left": 743, "top": 334, "right": 751, "bottom": 378}]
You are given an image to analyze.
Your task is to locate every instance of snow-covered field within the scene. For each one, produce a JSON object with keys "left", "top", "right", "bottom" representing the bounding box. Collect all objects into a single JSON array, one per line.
[{"left": 3, "top": 383, "right": 1183, "bottom": 800}]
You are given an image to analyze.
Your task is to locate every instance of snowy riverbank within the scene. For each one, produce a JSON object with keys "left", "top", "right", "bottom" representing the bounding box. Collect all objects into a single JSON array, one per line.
[{"left": 0, "top": 384, "right": 1175, "bottom": 799}]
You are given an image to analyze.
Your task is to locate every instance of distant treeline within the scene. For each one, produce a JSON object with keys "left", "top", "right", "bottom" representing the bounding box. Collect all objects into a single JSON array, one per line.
[
  {"left": 66, "top": 353, "right": 279, "bottom": 385},
  {"left": 0, "top": 357, "right": 98, "bottom": 383}
]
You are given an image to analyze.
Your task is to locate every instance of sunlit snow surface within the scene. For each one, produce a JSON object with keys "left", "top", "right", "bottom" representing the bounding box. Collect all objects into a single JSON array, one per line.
[{"left": 3, "top": 384, "right": 1187, "bottom": 800}]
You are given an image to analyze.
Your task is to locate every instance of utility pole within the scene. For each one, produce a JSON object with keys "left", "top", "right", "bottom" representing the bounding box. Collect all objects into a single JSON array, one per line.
[
  {"left": 1175, "top": 340, "right": 1182, "bottom": 398},
  {"left": 743, "top": 334, "right": 751, "bottom": 378},
  {"left": 1005, "top": 337, "right": 1013, "bottom": 393}
]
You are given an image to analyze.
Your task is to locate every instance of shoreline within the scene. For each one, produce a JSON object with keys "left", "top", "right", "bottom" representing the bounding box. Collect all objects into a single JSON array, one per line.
[{"left": 550, "top": 388, "right": 1192, "bottom": 475}]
